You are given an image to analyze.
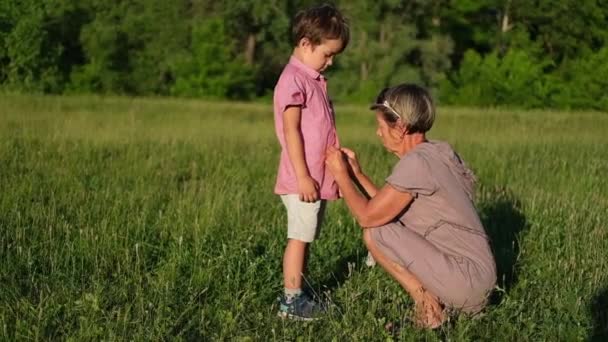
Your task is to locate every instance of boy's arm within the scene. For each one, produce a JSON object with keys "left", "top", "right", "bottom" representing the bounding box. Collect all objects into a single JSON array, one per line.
[{"left": 283, "top": 106, "right": 319, "bottom": 202}]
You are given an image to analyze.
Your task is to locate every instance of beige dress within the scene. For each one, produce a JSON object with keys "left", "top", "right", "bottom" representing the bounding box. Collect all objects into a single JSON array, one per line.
[{"left": 369, "top": 140, "right": 496, "bottom": 313}]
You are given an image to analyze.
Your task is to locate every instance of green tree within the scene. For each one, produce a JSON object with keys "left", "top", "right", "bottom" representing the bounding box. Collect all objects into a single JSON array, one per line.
[
  {"left": 0, "top": 0, "right": 606, "bottom": 110},
  {"left": 119, "top": 0, "right": 190, "bottom": 94},
  {"left": 68, "top": 1, "right": 130, "bottom": 93},
  {"left": 0, "top": 0, "right": 88, "bottom": 92},
  {"left": 431, "top": 0, "right": 503, "bottom": 62},
  {"left": 70, "top": 0, "right": 190, "bottom": 95},
  {"left": 510, "top": 0, "right": 608, "bottom": 64},
  {"left": 327, "top": 0, "right": 452, "bottom": 102},
  {"left": 217, "top": 0, "right": 292, "bottom": 96},
  {"left": 170, "top": 18, "right": 255, "bottom": 99},
  {"left": 441, "top": 49, "right": 551, "bottom": 108},
  {"left": 551, "top": 48, "right": 608, "bottom": 111}
]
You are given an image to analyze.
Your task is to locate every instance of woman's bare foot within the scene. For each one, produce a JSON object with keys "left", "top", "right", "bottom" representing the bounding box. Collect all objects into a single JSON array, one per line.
[{"left": 413, "top": 287, "right": 445, "bottom": 329}]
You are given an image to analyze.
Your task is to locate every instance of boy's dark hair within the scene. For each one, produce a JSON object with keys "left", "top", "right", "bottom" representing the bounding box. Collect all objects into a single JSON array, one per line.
[{"left": 291, "top": 4, "right": 349, "bottom": 52}]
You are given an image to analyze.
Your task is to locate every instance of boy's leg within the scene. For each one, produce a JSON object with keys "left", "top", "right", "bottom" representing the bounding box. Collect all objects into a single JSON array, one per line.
[
  {"left": 280, "top": 195, "right": 323, "bottom": 292},
  {"left": 283, "top": 239, "right": 308, "bottom": 292},
  {"left": 278, "top": 195, "right": 325, "bottom": 319}
]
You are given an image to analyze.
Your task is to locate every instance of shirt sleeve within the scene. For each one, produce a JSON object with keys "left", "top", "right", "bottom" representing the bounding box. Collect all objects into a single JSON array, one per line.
[
  {"left": 275, "top": 75, "right": 306, "bottom": 113},
  {"left": 386, "top": 152, "right": 437, "bottom": 196}
]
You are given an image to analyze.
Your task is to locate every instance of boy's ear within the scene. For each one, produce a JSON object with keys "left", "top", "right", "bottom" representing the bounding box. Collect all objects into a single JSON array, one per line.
[{"left": 298, "top": 37, "right": 312, "bottom": 48}]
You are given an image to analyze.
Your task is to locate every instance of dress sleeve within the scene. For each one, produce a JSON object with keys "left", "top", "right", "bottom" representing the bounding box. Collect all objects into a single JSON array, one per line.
[
  {"left": 275, "top": 75, "right": 306, "bottom": 113},
  {"left": 386, "top": 152, "right": 438, "bottom": 196}
]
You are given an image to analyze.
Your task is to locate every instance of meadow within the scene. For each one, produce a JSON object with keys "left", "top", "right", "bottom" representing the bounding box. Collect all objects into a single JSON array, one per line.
[{"left": 1, "top": 94, "right": 607, "bottom": 341}]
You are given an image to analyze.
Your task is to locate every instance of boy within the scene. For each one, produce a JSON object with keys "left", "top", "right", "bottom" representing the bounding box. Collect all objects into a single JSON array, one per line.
[{"left": 273, "top": 4, "right": 349, "bottom": 320}]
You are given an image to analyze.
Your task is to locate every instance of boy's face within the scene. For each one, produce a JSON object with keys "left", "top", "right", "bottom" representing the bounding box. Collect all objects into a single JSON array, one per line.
[{"left": 299, "top": 38, "right": 343, "bottom": 73}]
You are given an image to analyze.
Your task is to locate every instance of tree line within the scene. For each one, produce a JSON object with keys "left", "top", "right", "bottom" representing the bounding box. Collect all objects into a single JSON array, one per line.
[{"left": 1, "top": 0, "right": 607, "bottom": 110}]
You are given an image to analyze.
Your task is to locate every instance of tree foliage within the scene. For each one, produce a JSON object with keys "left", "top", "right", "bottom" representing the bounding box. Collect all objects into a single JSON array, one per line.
[
  {"left": 0, "top": 0, "right": 607, "bottom": 110},
  {"left": 170, "top": 19, "right": 255, "bottom": 99}
]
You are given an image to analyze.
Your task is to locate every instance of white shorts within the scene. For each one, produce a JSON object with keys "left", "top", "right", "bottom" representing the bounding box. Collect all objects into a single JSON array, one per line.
[{"left": 280, "top": 194, "right": 326, "bottom": 243}]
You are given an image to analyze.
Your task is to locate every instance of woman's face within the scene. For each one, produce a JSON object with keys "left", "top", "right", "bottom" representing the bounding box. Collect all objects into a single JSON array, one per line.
[{"left": 375, "top": 112, "right": 402, "bottom": 154}]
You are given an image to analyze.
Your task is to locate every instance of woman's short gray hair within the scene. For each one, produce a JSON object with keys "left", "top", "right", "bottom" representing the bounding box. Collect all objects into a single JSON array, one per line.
[{"left": 370, "top": 84, "right": 435, "bottom": 133}]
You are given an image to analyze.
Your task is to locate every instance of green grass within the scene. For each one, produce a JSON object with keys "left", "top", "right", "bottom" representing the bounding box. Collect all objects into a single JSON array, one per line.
[{"left": 1, "top": 94, "right": 607, "bottom": 340}]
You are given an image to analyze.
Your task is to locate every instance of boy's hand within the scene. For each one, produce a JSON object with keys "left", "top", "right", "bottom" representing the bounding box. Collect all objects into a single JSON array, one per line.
[{"left": 298, "top": 175, "right": 320, "bottom": 202}]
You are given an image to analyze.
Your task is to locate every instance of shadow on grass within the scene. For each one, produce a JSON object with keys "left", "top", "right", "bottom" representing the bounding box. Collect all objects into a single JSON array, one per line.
[
  {"left": 478, "top": 186, "right": 528, "bottom": 303},
  {"left": 315, "top": 243, "right": 369, "bottom": 295},
  {"left": 590, "top": 288, "right": 608, "bottom": 341}
]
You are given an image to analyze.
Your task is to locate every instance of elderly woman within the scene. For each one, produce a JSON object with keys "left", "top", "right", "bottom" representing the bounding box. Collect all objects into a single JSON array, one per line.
[{"left": 325, "top": 84, "right": 496, "bottom": 328}]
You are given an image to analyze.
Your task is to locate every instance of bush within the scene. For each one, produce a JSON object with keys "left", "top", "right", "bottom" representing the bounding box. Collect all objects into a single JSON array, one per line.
[
  {"left": 1, "top": 1, "right": 64, "bottom": 93},
  {"left": 441, "top": 49, "right": 552, "bottom": 108},
  {"left": 551, "top": 48, "right": 608, "bottom": 111},
  {"left": 170, "top": 19, "right": 255, "bottom": 100}
]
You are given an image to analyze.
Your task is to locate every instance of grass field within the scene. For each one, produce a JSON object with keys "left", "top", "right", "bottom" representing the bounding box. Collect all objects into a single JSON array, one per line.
[{"left": 1, "top": 94, "right": 607, "bottom": 340}]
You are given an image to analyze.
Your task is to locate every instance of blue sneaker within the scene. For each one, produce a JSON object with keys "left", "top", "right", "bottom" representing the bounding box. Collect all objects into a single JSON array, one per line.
[{"left": 277, "top": 292, "right": 326, "bottom": 321}]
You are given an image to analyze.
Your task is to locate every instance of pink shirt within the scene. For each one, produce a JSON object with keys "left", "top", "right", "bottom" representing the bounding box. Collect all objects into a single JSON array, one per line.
[{"left": 273, "top": 56, "right": 339, "bottom": 200}]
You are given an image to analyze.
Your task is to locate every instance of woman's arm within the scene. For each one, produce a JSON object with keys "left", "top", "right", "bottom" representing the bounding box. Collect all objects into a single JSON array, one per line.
[
  {"left": 337, "top": 174, "right": 413, "bottom": 228},
  {"left": 327, "top": 147, "right": 413, "bottom": 228},
  {"left": 351, "top": 169, "right": 379, "bottom": 199},
  {"left": 340, "top": 148, "right": 379, "bottom": 198}
]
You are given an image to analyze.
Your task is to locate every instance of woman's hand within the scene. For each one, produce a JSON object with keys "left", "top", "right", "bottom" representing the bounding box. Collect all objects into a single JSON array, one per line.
[
  {"left": 340, "top": 147, "right": 362, "bottom": 176},
  {"left": 325, "top": 146, "right": 349, "bottom": 177}
]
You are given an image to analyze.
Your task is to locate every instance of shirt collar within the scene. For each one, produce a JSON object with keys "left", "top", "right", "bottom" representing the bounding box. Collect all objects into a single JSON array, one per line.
[{"left": 289, "top": 55, "right": 323, "bottom": 80}]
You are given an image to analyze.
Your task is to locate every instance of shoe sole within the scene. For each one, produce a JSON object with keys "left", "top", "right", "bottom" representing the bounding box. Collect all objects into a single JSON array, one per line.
[
  {"left": 277, "top": 310, "right": 319, "bottom": 321},
  {"left": 365, "top": 253, "right": 376, "bottom": 267}
]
